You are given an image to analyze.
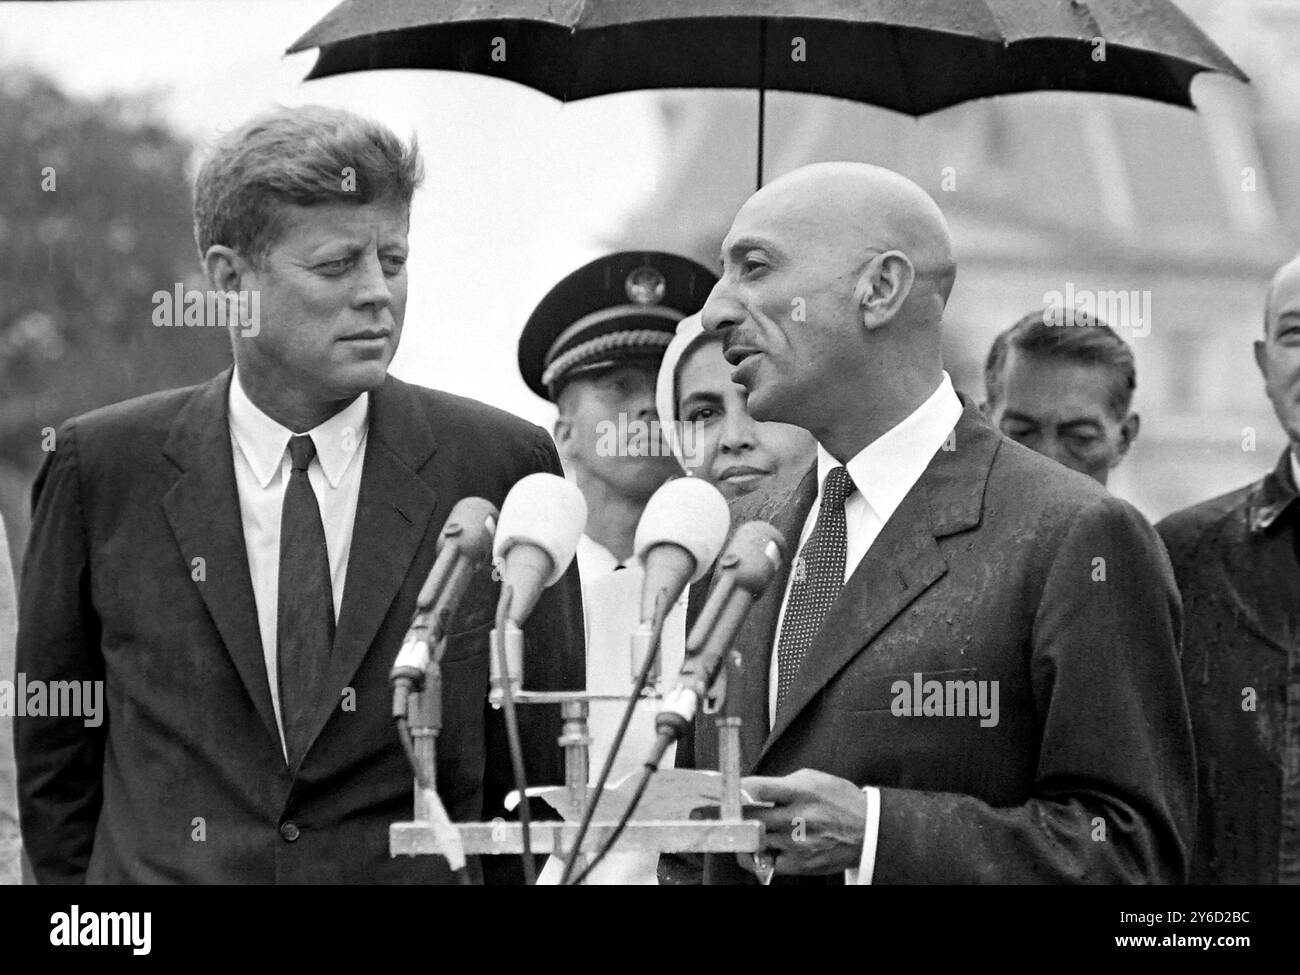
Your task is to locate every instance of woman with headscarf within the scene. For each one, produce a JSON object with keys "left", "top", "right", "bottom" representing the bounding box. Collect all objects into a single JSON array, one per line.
[{"left": 656, "top": 313, "right": 815, "bottom": 501}]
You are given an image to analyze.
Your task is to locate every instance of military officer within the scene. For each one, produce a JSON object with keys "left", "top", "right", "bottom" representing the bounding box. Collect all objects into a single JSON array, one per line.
[{"left": 518, "top": 251, "right": 716, "bottom": 883}]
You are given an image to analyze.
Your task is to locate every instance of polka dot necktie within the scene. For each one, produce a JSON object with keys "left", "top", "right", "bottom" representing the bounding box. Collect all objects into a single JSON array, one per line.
[
  {"left": 277, "top": 434, "right": 334, "bottom": 769},
  {"left": 775, "top": 466, "right": 854, "bottom": 717}
]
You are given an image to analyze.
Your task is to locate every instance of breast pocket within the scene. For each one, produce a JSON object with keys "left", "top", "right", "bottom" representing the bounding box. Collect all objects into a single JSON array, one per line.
[
  {"left": 833, "top": 667, "right": 980, "bottom": 713},
  {"left": 438, "top": 562, "right": 497, "bottom": 661},
  {"left": 439, "top": 615, "right": 492, "bottom": 665},
  {"left": 830, "top": 667, "right": 988, "bottom": 793}
]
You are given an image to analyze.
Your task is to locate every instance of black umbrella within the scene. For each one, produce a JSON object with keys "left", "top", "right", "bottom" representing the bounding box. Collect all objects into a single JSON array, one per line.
[{"left": 291, "top": 0, "right": 1248, "bottom": 187}]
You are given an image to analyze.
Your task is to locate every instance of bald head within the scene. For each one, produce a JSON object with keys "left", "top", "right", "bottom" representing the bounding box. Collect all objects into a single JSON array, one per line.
[
  {"left": 1256, "top": 251, "right": 1300, "bottom": 450},
  {"left": 739, "top": 162, "right": 956, "bottom": 310},
  {"left": 1264, "top": 252, "right": 1300, "bottom": 336}
]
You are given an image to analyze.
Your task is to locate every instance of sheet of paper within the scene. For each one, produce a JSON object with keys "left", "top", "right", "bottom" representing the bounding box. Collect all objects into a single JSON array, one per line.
[{"left": 507, "top": 767, "right": 736, "bottom": 822}]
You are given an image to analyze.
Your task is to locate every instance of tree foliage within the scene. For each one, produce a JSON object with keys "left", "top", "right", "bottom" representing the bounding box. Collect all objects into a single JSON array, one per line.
[{"left": 0, "top": 68, "right": 232, "bottom": 475}]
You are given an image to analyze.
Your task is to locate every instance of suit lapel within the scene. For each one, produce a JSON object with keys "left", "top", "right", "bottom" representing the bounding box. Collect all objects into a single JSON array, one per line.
[
  {"left": 162, "top": 369, "right": 280, "bottom": 745},
  {"left": 757, "top": 405, "right": 998, "bottom": 765},
  {"left": 301, "top": 375, "right": 440, "bottom": 753}
]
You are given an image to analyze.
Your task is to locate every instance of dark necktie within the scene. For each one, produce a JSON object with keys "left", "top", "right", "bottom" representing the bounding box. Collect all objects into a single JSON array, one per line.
[
  {"left": 775, "top": 466, "right": 854, "bottom": 716},
  {"left": 277, "top": 434, "right": 334, "bottom": 769}
]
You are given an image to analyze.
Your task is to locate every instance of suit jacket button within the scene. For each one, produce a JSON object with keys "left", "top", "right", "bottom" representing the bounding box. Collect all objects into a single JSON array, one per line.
[{"left": 280, "top": 821, "right": 301, "bottom": 842}]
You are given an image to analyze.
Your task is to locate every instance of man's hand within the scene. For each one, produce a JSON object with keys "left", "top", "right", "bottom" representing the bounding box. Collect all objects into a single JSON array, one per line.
[{"left": 739, "top": 769, "right": 869, "bottom": 877}]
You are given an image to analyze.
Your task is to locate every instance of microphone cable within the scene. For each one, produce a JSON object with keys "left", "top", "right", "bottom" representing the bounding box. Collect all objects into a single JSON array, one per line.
[
  {"left": 566, "top": 729, "right": 673, "bottom": 886},
  {"left": 493, "top": 585, "right": 536, "bottom": 885},
  {"left": 558, "top": 590, "right": 669, "bottom": 885}
]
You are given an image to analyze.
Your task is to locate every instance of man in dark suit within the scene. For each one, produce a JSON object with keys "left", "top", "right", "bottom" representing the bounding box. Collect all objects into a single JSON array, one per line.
[
  {"left": 667, "top": 161, "right": 1193, "bottom": 884},
  {"left": 16, "top": 105, "right": 583, "bottom": 884},
  {"left": 1156, "top": 253, "right": 1300, "bottom": 884},
  {"left": 982, "top": 310, "right": 1140, "bottom": 487}
]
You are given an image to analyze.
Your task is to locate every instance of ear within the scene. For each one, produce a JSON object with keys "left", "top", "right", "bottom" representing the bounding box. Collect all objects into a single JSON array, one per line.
[
  {"left": 203, "top": 245, "right": 247, "bottom": 294},
  {"left": 854, "top": 251, "right": 915, "bottom": 331},
  {"left": 1116, "top": 412, "right": 1140, "bottom": 460},
  {"left": 552, "top": 415, "right": 575, "bottom": 461},
  {"left": 1253, "top": 339, "right": 1269, "bottom": 383}
]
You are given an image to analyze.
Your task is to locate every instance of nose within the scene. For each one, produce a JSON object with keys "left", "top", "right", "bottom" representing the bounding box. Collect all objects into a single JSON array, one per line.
[
  {"left": 633, "top": 391, "right": 658, "bottom": 422},
  {"left": 1036, "top": 434, "right": 1080, "bottom": 472},
  {"left": 353, "top": 251, "right": 393, "bottom": 312},
  {"left": 701, "top": 279, "right": 742, "bottom": 334},
  {"left": 718, "top": 406, "right": 757, "bottom": 455}
]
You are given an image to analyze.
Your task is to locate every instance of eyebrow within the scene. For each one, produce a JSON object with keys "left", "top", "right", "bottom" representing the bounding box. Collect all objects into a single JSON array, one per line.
[
  {"left": 679, "top": 390, "right": 725, "bottom": 406},
  {"left": 1056, "top": 419, "right": 1104, "bottom": 434},
  {"left": 720, "top": 235, "right": 783, "bottom": 264},
  {"left": 305, "top": 241, "right": 365, "bottom": 259},
  {"left": 1000, "top": 411, "right": 1103, "bottom": 432},
  {"left": 306, "top": 233, "right": 408, "bottom": 257}
]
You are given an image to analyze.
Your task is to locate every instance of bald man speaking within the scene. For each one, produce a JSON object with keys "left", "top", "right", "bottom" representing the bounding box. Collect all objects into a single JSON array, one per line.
[{"left": 669, "top": 163, "right": 1193, "bottom": 885}]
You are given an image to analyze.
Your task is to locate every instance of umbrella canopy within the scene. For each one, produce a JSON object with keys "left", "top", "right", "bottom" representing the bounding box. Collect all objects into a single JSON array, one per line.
[{"left": 290, "top": 0, "right": 1247, "bottom": 114}]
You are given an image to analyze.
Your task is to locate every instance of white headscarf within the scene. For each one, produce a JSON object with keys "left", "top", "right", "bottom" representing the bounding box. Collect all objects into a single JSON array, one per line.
[{"left": 654, "top": 312, "right": 711, "bottom": 473}]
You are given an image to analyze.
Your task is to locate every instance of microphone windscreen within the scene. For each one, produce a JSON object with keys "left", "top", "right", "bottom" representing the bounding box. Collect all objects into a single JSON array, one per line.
[
  {"left": 633, "top": 477, "right": 731, "bottom": 583},
  {"left": 438, "top": 497, "right": 499, "bottom": 562},
  {"left": 721, "top": 521, "right": 786, "bottom": 594},
  {"left": 493, "top": 473, "right": 588, "bottom": 586}
]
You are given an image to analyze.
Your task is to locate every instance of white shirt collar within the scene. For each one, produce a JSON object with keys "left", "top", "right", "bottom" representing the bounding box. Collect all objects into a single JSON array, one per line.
[
  {"left": 814, "top": 371, "right": 963, "bottom": 522},
  {"left": 1291, "top": 447, "right": 1300, "bottom": 495},
  {"left": 228, "top": 369, "right": 370, "bottom": 489},
  {"left": 576, "top": 533, "right": 624, "bottom": 579}
]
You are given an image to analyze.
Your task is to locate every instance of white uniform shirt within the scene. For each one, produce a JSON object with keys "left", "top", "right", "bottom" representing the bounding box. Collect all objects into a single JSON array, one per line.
[{"left": 536, "top": 533, "right": 687, "bottom": 884}]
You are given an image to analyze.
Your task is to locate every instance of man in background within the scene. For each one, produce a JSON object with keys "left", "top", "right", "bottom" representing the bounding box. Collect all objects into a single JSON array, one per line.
[
  {"left": 1157, "top": 253, "right": 1300, "bottom": 884},
  {"left": 982, "top": 310, "right": 1139, "bottom": 486},
  {"left": 519, "top": 251, "right": 716, "bottom": 579}
]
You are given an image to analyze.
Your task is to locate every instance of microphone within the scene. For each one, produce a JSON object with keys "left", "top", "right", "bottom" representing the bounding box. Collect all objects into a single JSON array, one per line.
[
  {"left": 489, "top": 473, "right": 587, "bottom": 705},
  {"left": 391, "top": 498, "right": 499, "bottom": 839},
  {"left": 390, "top": 497, "right": 499, "bottom": 712},
  {"left": 492, "top": 472, "right": 588, "bottom": 627},
  {"left": 652, "top": 521, "right": 785, "bottom": 754},
  {"left": 633, "top": 477, "right": 731, "bottom": 625}
]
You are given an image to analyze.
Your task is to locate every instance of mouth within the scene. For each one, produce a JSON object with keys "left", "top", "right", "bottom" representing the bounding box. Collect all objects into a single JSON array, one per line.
[
  {"left": 339, "top": 329, "right": 391, "bottom": 342},
  {"left": 717, "top": 464, "right": 771, "bottom": 485},
  {"left": 722, "top": 345, "right": 759, "bottom": 368}
]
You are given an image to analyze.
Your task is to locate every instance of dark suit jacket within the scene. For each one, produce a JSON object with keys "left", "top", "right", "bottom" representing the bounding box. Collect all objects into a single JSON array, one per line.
[
  {"left": 1156, "top": 449, "right": 1300, "bottom": 884},
  {"left": 16, "top": 369, "right": 584, "bottom": 884},
  {"left": 670, "top": 404, "right": 1194, "bottom": 884}
]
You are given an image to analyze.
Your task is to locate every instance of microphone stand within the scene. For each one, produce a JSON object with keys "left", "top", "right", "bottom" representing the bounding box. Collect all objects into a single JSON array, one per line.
[
  {"left": 406, "top": 630, "right": 468, "bottom": 878},
  {"left": 391, "top": 593, "right": 766, "bottom": 880}
]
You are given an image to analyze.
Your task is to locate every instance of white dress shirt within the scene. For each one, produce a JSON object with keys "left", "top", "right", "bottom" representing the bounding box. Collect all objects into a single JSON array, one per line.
[
  {"left": 769, "top": 371, "right": 963, "bottom": 884},
  {"left": 227, "top": 370, "right": 370, "bottom": 757}
]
